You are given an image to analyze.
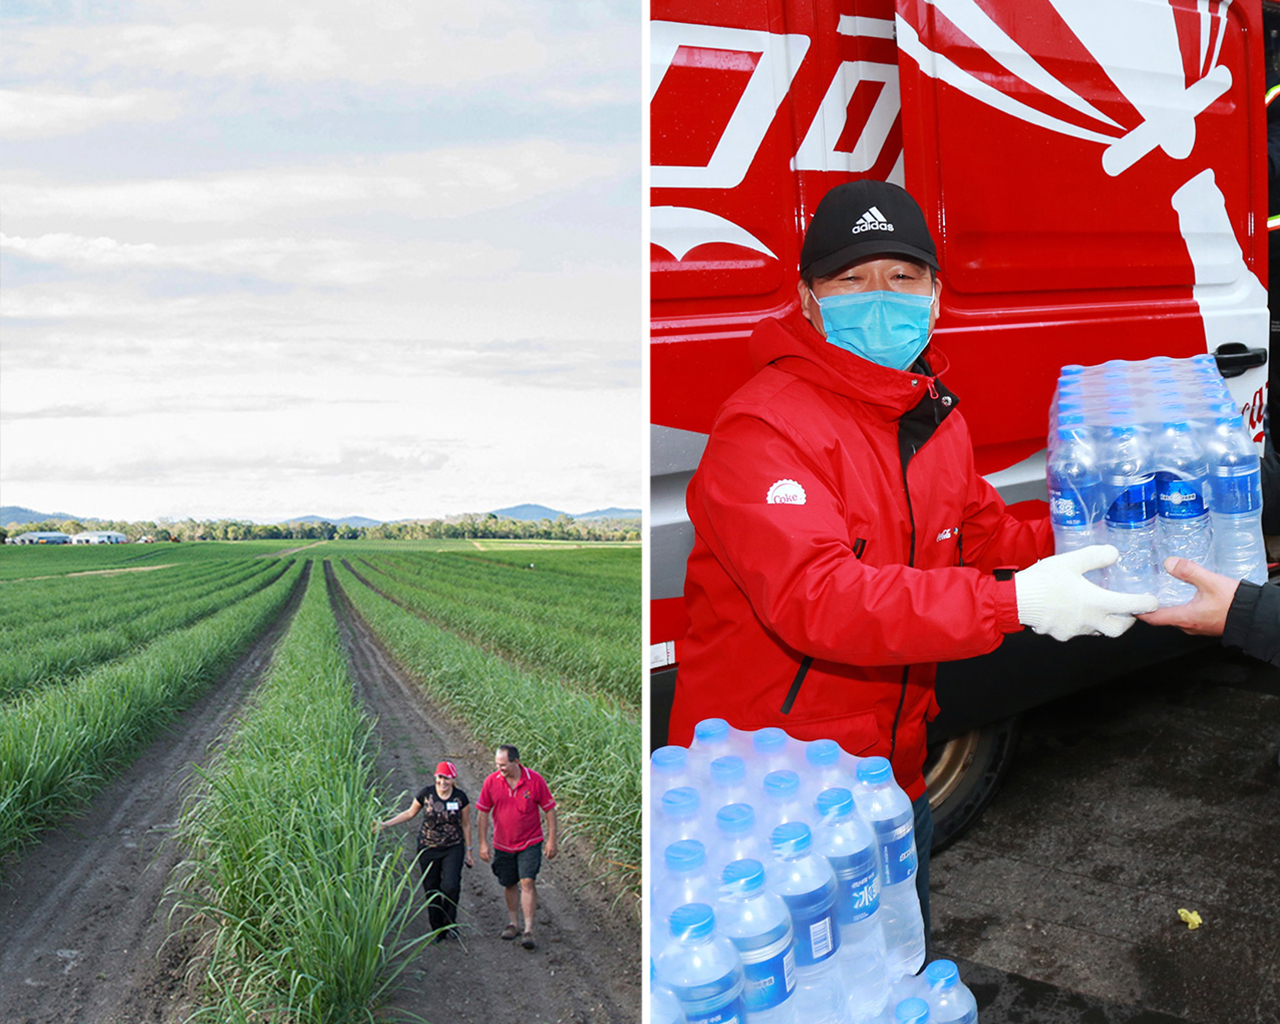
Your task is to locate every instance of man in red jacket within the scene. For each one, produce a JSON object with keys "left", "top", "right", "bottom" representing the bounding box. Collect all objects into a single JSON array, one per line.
[{"left": 669, "top": 179, "right": 1157, "bottom": 936}]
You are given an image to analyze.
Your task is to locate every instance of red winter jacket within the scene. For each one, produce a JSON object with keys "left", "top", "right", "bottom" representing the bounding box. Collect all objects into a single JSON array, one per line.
[{"left": 668, "top": 310, "right": 1053, "bottom": 801}]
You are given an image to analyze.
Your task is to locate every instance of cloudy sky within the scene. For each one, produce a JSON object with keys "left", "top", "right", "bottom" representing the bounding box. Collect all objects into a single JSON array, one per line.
[{"left": 0, "top": 0, "right": 642, "bottom": 523}]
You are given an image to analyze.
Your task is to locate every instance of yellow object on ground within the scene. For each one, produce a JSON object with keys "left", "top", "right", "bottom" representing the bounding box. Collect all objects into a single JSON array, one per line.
[{"left": 1177, "top": 908, "right": 1203, "bottom": 930}]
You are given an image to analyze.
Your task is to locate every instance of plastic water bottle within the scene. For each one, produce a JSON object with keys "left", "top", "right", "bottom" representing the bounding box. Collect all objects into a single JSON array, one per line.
[
  {"left": 709, "top": 756, "right": 752, "bottom": 810},
  {"left": 752, "top": 727, "right": 800, "bottom": 775},
  {"left": 813, "top": 789, "right": 888, "bottom": 1022},
  {"left": 766, "top": 822, "right": 848, "bottom": 1024},
  {"left": 655, "top": 787, "right": 707, "bottom": 852},
  {"left": 652, "top": 965, "right": 690, "bottom": 1024},
  {"left": 718, "top": 859, "right": 799, "bottom": 1024},
  {"left": 1152, "top": 417, "right": 1213, "bottom": 605},
  {"left": 1047, "top": 417, "right": 1104, "bottom": 556},
  {"left": 760, "top": 770, "right": 808, "bottom": 833},
  {"left": 1205, "top": 414, "right": 1267, "bottom": 584},
  {"left": 652, "top": 745, "right": 694, "bottom": 794},
  {"left": 853, "top": 758, "right": 925, "bottom": 980},
  {"left": 922, "top": 960, "right": 977, "bottom": 1024},
  {"left": 655, "top": 903, "right": 748, "bottom": 1024},
  {"left": 803, "top": 739, "right": 856, "bottom": 806},
  {"left": 689, "top": 718, "right": 741, "bottom": 780},
  {"left": 710, "top": 803, "right": 767, "bottom": 877},
  {"left": 893, "top": 998, "right": 931, "bottom": 1023},
  {"left": 653, "top": 840, "right": 717, "bottom": 935},
  {"left": 1101, "top": 424, "right": 1159, "bottom": 595}
]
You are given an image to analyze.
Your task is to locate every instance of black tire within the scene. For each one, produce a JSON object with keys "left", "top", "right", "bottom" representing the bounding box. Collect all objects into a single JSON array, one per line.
[{"left": 923, "top": 715, "right": 1022, "bottom": 853}]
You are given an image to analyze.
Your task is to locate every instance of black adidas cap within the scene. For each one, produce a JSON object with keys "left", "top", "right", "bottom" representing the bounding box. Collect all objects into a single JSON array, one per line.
[{"left": 800, "top": 179, "right": 939, "bottom": 279}]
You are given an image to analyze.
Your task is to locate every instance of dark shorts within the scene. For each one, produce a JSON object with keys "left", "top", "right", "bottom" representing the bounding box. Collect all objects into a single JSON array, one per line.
[{"left": 491, "top": 842, "right": 542, "bottom": 888}]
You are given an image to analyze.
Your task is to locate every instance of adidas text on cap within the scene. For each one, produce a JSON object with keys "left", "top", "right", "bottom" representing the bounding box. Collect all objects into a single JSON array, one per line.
[{"left": 800, "top": 179, "right": 939, "bottom": 279}]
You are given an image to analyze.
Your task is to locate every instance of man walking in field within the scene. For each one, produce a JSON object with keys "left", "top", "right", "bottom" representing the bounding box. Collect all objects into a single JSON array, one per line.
[{"left": 475, "top": 744, "right": 558, "bottom": 950}]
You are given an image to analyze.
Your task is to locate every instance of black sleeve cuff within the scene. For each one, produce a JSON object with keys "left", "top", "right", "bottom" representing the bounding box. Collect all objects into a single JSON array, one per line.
[{"left": 1222, "top": 580, "right": 1280, "bottom": 667}]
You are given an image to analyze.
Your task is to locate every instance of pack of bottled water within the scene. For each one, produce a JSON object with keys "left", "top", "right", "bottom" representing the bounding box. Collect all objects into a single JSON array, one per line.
[
  {"left": 1046, "top": 356, "right": 1266, "bottom": 606},
  {"left": 649, "top": 719, "right": 979, "bottom": 1023}
]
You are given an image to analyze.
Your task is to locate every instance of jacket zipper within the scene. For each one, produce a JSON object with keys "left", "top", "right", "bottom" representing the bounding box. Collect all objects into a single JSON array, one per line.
[
  {"left": 780, "top": 536, "right": 867, "bottom": 716},
  {"left": 891, "top": 454, "right": 918, "bottom": 759}
]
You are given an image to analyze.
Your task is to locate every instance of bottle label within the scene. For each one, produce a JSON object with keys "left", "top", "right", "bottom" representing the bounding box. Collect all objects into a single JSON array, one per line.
[
  {"left": 1157, "top": 475, "right": 1207, "bottom": 519},
  {"left": 807, "top": 915, "right": 835, "bottom": 962},
  {"left": 785, "top": 907, "right": 838, "bottom": 966},
  {"left": 1210, "top": 466, "right": 1262, "bottom": 515},
  {"left": 683, "top": 997, "right": 747, "bottom": 1024},
  {"left": 740, "top": 945, "right": 797, "bottom": 1011},
  {"left": 834, "top": 863, "right": 881, "bottom": 925},
  {"left": 1048, "top": 483, "right": 1100, "bottom": 527},
  {"left": 1105, "top": 476, "right": 1157, "bottom": 526},
  {"left": 874, "top": 815, "right": 918, "bottom": 886}
]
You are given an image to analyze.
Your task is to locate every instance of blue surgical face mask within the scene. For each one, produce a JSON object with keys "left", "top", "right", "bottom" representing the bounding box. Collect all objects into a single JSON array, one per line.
[{"left": 812, "top": 289, "right": 934, "bottom": 370}]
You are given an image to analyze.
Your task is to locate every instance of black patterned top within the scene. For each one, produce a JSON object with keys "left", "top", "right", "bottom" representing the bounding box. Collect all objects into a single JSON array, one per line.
[{"left": 414, "top": 784, "right": 470, "bottom": 851}]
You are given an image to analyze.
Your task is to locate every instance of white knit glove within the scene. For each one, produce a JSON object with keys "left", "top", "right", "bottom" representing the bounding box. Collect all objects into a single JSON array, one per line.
[{"left": 1014, "top": 545, "right": 1158, "bottom": 641}]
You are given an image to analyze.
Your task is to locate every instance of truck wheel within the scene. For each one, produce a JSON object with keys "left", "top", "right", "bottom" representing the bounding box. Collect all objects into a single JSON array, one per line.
[{"left": 923, "top": 716, "right": 1021, "bottom": 853}]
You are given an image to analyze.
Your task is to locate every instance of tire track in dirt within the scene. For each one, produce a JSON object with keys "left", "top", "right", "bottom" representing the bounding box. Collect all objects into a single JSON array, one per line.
[
  {"left": 0, "top": 563, "right": 311, "bottom": 1024},
  {"left": 324, "top": 560, "right": 640, "bottom": 1024}
]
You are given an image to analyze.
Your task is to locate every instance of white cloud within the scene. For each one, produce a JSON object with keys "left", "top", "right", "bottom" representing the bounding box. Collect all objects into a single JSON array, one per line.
[
  {"left": 0, "top": 141, "right": 624, "bottom": 227},
  {"left": 0, "top": 88, "right": 181, "bottom": 139},
  {"left": 2, "top": 232, "right": 520, "bottom": 287}
]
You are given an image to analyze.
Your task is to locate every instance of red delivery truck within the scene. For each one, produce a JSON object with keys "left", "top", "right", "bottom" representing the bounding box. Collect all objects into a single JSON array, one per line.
[{"left": 650, "top": 0, "right": 1276, "bottom": 848}]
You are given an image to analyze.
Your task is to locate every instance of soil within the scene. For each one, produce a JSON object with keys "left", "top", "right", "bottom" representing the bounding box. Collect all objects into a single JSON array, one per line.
[{"left": 0, "top": 559, "right": 641, "bottom": 1024}]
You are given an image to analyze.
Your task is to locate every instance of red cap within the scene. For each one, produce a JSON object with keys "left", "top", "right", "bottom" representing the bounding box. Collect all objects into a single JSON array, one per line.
[{"left": 435, "top": 760, "right": 458, "bottom": 779}]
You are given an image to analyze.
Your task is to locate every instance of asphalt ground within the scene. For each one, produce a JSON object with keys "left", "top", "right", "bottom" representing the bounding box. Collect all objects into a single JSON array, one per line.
[{"left": 928, "top": 640, "right": 1280, "bottom": 1023}]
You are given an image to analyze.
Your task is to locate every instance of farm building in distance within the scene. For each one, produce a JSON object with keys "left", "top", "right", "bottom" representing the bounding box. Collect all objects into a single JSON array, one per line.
[
  {"left": 12, "top": 532, "right": 72, "bottom": 545},
  {"left": 72, "top": 531, "right": 128, "bottom": 545}
]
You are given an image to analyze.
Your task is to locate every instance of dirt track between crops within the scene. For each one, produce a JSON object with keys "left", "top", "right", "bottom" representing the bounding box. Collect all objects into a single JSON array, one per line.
[
  {"left": 326, "top": 560, "right": 641, "bottom": 1024},
  {"left": 0, "top": 563, "right": 311, "bottom": 1024},
  {"left": 0, "top": 560, "right": 639, "bottom": 1024}
]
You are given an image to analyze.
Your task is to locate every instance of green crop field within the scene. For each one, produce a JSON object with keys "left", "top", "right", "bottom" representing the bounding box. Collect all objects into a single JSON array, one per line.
[{"left": 0, "top": 539, "right": 641, "bottom": 1016}]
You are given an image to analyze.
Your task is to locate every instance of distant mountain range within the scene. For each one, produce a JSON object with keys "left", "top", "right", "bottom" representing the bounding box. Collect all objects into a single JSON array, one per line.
[
  {"left": 490, "top": 504, "right": 641, "bottom": 522},
  {"left": 2, "top": 504, "right": 640, "bottom": 528},
  {"left": 1, "top": 506, "right": 87, "bottom": 526}
]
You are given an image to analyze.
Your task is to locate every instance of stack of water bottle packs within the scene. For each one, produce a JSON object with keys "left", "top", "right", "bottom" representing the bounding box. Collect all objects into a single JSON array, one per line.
[
  {"left": 1047, "top": 355, "right": 1267, "bottom": 606},
  {"left": 650, "top": 719, "right": 978, "bottom": 1024}
]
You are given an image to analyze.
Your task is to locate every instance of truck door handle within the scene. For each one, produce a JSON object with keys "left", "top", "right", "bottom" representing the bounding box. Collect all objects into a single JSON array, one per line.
[{"left": 1213, "top": 342, "right": 1268, "bottom": 378}]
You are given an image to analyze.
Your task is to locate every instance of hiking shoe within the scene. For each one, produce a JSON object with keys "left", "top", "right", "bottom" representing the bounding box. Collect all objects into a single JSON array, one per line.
[
  {"left": 520, "top": 933, "right": 536, "bottom": 950},
  {"left": 500, "top": 924, "right": 520, "bottom": 940}
]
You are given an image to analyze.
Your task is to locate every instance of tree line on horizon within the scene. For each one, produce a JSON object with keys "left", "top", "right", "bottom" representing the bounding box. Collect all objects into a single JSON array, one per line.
[{"left": 1, "top": 512, "right": 641, "bottom": 545}]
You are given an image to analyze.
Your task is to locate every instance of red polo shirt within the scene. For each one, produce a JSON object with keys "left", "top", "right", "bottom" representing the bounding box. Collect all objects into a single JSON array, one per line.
[{"left": 476, "top": 765, "right": 556, "bottom": 852}]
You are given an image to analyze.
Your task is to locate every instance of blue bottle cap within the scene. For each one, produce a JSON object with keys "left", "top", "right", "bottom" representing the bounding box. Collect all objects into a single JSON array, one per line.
[
  {"left": 716, "top": 803, "right": 755, "bottom": 835},
  {"left": 664, "top": 839, "right": 707, "bottom": 873},
  {"left": 753, "top": 727, "right": 787, "bottom": 754},
  {"left": 924, "top": 959, "right": 959, "bottom": 989},
  {"left": 661, "top": 787, "right": 700, "bottom": 819},
  {"left": 764, "top": 770, "right": 800, "bottom": 799},
  {"left": 805, "top": 738, "right": 841, "bottom": 768},
  {"left": 695, "top": 718, "right": 730, "bottom": 744},
  {"left": 770, "top": 820, "right": 812, "bottom": 856},
  {"left": 895, "top": 997, "right": 931, "bottom": 1023},
  {"left": 1060, "top": 364, "right": 1085, "bottom": 375},
  {"left": 710, "top": 755, "right": 746, "bottom": 786},
  {"left": 721, "top": 858, "right": 766, "bottom": 893},
  {"left": 856, "top": 756, "right": 892, "bottom": 785},
  {"left": 669, "top": 902, "right": 715, "bottom": 941},
  {"left": 651, "top": 746, "right": 687, "bottom": 775},
  {"left": 815, "top": 787, "right": 854, "bottom": 818}
]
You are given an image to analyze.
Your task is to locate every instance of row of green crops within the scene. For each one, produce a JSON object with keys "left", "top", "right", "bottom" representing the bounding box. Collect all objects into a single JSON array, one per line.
[
  {"left": 348, "top": 548, "right": 639, "bottom": 709},
  {"left": 0, "top": 539, "right": 287, "bottom": 581},
  {"left": 0, "top": 559, "right": 304, "bottom": 863},
  {"left": 175, "top": 563, "right": 426, "bottom": 1023},
  {"left": 0, "top": 554, "right": 255, "bottom": 633},
  {"left": 333, "top": 559, "right": 641, "bottom": 890},
  {"left": 0, "top": 560, "right": 293, "bottom": 699}
]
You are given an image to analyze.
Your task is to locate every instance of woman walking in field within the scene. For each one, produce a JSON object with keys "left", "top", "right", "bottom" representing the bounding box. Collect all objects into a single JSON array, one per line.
[{"left": 378, "top": 760, "right": 474, "bottom": 939}]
